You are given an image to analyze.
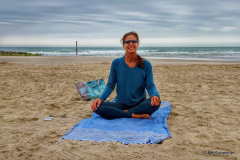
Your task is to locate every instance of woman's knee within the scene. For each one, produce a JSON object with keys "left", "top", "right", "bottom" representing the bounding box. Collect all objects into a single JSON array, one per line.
[
  {"left": 145, "top": 99, "right": 161, "bottom": 114},
  {"left": 127, "top": 100, "right": 160, "bottom": 115},
  {"left": 149, "top": 100, "right": 161, "bottom": 113},
  {"left": 93, "top": 102, "right": 118, "bottom": 115},
  {"left": 94, "top": 103, "right": 105, "bottom": 114}
]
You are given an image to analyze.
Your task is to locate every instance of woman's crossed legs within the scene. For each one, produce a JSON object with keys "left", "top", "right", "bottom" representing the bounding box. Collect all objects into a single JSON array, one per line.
[{"left": 94, "top": 98, "right": 161, "bottom": 119}]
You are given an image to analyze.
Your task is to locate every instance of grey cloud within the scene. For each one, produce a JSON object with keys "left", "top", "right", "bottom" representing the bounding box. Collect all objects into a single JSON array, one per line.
[{"left": 0, "top": 0, "right": 239, "bottom": 43}]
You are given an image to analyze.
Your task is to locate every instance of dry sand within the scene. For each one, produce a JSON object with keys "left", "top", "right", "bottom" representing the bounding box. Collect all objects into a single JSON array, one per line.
[{"left": 0, "top": 57, "right": 239, "bottom": 160}]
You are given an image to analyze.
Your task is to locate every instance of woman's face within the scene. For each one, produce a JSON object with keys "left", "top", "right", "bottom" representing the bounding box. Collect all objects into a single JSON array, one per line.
[{"left": 123, "top": 35, "right": 139, "bottom": 55}]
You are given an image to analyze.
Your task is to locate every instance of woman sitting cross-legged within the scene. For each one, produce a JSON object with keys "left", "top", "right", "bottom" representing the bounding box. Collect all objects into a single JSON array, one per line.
[{"left": 91, "top": 31, "right": 161, "bottom": 119}]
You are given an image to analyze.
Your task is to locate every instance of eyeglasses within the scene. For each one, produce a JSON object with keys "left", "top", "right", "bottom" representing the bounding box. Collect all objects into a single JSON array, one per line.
[{"left": 124, "top": 39, "right": 138, "bottom": 44}]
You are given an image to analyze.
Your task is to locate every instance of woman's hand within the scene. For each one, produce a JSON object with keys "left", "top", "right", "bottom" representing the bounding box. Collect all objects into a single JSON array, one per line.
[
  {"left": 151, "top": 96, "right": 161, "bottom": 106},
  {"left": 91, "top": 98, "right": 103, "bottom": 111}
]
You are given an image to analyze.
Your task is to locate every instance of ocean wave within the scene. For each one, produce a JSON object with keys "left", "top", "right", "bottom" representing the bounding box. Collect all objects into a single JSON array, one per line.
[{"left": 1, "top": 47, "right": 240, "bottom": 61}]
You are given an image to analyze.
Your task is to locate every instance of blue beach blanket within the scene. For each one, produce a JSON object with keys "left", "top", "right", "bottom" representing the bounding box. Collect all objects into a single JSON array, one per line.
[{"left": 62, "top": 102, "right": 171, "bottom": 144}]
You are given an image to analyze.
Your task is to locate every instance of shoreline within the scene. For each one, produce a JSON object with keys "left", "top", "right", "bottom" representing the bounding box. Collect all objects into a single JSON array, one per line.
[{"left": 1, "top": 56, "right": 240, "bottom": 65}]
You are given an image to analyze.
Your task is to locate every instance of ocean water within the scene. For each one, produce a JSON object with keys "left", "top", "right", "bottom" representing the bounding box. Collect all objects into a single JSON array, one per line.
[{"left": 1, "top": 47, "right": 240, "bottom": 61}]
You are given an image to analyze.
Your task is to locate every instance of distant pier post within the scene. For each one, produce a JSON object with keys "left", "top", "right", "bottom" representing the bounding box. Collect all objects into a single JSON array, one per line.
[{"left": 76, "top": 41, "right": 77, "bottom": 57}]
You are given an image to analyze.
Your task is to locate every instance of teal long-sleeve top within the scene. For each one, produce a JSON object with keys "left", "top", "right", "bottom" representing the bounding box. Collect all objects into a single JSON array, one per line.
[{"left": 99, "top": 56, "right": 160, "bottom": 106}]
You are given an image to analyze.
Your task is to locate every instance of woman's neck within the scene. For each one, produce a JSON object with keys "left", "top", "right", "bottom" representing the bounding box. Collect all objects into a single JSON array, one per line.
[{"left": 125, "top": 53, "right": 137, "bottom": 63}]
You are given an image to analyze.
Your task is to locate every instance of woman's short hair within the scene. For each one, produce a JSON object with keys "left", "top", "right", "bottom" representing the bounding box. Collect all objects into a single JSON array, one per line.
[{"left": 120, "top": 31, "right": 140, "bottom": 45}]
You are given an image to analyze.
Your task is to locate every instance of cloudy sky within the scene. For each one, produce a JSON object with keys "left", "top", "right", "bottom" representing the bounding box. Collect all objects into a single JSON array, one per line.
[{"left": 0, "top": 0, "right": 239, "bottom": 47}]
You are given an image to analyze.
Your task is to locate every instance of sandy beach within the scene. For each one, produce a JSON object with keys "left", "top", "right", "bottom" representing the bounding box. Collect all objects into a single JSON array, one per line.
[{"left": 0, "top": 56, "right": 239, "bottom": 160}]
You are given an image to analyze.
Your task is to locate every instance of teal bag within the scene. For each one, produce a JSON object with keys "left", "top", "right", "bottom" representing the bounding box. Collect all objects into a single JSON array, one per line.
[
  {"left": 87, "top": 79, "right": 105, "bottom": 100},
  {"left": 75, "top": 79, "right": 106, "bottom": 101}
]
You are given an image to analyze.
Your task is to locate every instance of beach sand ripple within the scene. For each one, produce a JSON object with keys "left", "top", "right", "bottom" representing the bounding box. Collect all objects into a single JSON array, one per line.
[{"left": 0, "top": 62, "right": 239, "bottom": 159}]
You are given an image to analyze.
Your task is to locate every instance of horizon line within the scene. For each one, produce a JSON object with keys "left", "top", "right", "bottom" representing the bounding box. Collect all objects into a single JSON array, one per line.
[{"left": 1, "top": 46, "right": 240, "bottom": 48}]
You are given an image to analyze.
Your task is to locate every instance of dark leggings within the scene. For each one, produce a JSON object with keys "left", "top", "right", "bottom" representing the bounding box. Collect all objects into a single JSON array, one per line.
[{"left": 94, "top": 98, "right": 161, "bottom": 119}]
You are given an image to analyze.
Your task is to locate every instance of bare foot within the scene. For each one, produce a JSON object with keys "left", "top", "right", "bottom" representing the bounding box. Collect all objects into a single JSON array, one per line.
[{"left": 132, "top": 113, "right": 150, "bottom": 119}]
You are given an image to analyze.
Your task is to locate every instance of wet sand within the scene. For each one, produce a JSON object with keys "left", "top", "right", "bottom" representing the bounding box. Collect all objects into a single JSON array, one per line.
[
  {"left": 1, "top": 56, "right": 240, "bottom": 65},
  {"left": 0, "top": 57, "right": 239, "bottom": 159}
]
